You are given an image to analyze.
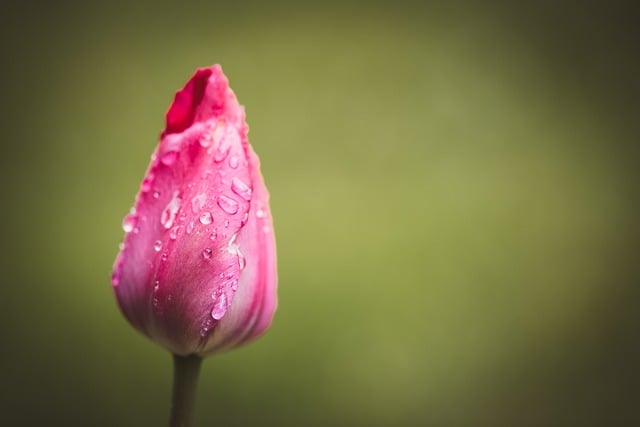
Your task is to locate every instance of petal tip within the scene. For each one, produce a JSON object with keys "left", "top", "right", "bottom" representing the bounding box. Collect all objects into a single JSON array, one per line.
[{"left": 163, "top": 65, "right": 241, "bottom": 136}]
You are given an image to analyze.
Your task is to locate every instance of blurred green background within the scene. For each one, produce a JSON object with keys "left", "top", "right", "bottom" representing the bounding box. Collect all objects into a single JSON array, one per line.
[{"left": 1, "top": 0, "right": 638, "bottom": 426}]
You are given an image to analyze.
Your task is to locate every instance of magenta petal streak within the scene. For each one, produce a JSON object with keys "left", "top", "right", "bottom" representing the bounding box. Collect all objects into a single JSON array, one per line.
[{"left": 111, "top": 66, "right": 277, "bottom": 356}]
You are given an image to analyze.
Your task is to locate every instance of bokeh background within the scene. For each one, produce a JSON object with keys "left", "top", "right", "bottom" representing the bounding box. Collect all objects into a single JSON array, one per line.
[{"left": 1, "top": 0, "right": 638, "bottom": 426}]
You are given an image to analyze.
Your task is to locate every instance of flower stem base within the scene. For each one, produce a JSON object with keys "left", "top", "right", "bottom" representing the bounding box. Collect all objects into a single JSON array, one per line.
[{"left": 170, "top": 353, "right": 203, "bottom": 427}]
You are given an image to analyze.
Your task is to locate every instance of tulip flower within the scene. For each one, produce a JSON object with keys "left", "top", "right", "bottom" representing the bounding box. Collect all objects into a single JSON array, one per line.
[{"left": 111, "top": 65, "right": 277, "bottom": 426}]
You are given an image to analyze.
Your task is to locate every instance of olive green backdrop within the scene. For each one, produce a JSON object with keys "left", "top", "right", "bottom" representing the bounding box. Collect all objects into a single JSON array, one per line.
[{"left": 1, "top": 1, "right": 638, "bottom": 426}]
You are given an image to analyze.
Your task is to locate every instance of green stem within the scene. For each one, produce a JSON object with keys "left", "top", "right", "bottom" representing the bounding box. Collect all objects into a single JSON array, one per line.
[{"left": 169, "top": 354, "right": 203, "bottom": 427}]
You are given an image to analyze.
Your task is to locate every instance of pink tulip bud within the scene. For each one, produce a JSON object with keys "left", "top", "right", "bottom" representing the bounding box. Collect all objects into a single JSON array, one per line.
[{"left": 112, "top": 65, "right": 277, "bottom": 357}]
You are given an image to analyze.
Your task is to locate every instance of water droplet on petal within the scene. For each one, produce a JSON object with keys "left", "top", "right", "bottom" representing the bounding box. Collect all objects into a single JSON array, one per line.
[
  {"left": 209, "top": 231, "right": 217, "bottom": 240},
  {"left": 161, "top": 252, "right": 168, "bottom": 261},
  {"left": 160, "top": 151, "right": 179, "bottom": 166},
  {"left": 199, "top": 212, "right": 213, "bottom": 225},
  {"left": 122, "top": 213, "right": 137, "bottom": 233},
  {"left": 191, "top": 194, "right": 206, "bottom": 214},
  {"left": 238, "top": 252, "right": 246, "bottom": 270},
  {"left": 214, "top": 141, "right": 230, "bottom": 162},
  {"left": 200, "top": 317, "right": 213, "bottom": 337},
  {"left": 228, "top": 156, "right": 239, "bottom": 169},
  {"left": 217, "top": 195, "right": 238, "bottom": 214},
  {"left": 160, "top": 192, "right": 181, "bottom": 229},
  {"left": 111, "top": 271, "right": 120, "bottom": 286},
  {"left": 211, "top": 293, "right": 228, "bottom": 320},
  {"left": 224, "top": 219, "right": 230, "bottom": 228},
  {"left": 200, "top": 133, "right": 212, "bottom": 148},
  {"left": 154, "top": 280, "right": 160, "bottom": 292},
  {"left": 231, "top": 279, "right": 238, "bottom": 291},
  {"left": 186, "top": 221, "right": 195, "bottom": 235},
  {"left": 153, "top": 240, "right": 163, "bottom": 251},
  {"left": 202, "top": 248, "right": 213, "bottom": 260},
  {"left": 141, "top": 174, "right": 154, "bottom": 192},
  {"left": 153, "top": 190, "right": 161, "bottom": 199},
  {"left": 169, "top": 225, "right": 180, "bottom": 240},
  {"left": 231, "top": 177, "right": 252, "bottom": 201},
  {"left": 256, "top": 208, "right": 265, "bottom": 218},
  {"left": 241, "top": 212, "right": 249, "bottom": 225}
]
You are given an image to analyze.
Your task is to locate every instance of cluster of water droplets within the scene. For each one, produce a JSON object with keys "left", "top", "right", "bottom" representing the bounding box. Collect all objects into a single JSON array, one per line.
[{"left": 117, "top": 119, "right": 262, "bottom": 326}]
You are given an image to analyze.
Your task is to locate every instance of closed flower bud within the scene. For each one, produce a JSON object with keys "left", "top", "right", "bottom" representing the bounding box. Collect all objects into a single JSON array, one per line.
[{"left": 112, "top": 65, "right": 277, "bottom": 356}]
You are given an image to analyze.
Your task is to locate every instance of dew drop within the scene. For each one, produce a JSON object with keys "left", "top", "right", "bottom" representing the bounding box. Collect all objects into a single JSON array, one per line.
[
  {"left": 160, "top": 151, "right": 179, "bottom": 166},
  {"left": 228, "top": 156, "right": 239, "bottom": 169},
  {"left": 214, "top": 142, "right": 230, "bottom": 163},
  {"left": 224, "top": 219, "right": 230, "bottom": 228},
  {"left": 209, "top": 231, "right": 217, "bottom": 240},
  {"left": 199, "top": 133, "right": 212, "bottom": 148},
  {"left": 231, "top": 177, "right": 252, "bottom": 201},
  {"left": 191, "top": 193, "right": 206, "bottom": 214},
  {"left": 202, "top": 248, "right": 213, "bottom": 260},
  {"left": 122, "top": 213, "right": 137, "bottom": 233},
  {"left": 111, "top": 271, "right": 120, "bottom": 286},
  {"left": 153, "top": 190, "right": 161, "bottom": 199},
  {"left": 217, "top": 195, "right": 238, "bottom": 214},
  {"left": 154, "top": 280, "right": 160, "bottom": 292},
  {"left": 200, "top": 317, "right": 213, "bottom": 337},
  {"left": 153, "top": 240, "right": 163, "bottom": 251},
  {"left": 199, "top": 212, "right": 213, "bottom": 225},
  {"left": 160, "top": 192, "right": 181, "bottom": 229},
  {"left": 161, "top": 252, "right": 168, "bottom": 262},
  {"left": 241, "top": 212, "right": 249, "bottom": 225},
  {"left": 141, "top": 174, "right": 154, "bottom": 192},
  {"left": 169, "top": 225, "right": 180, "bottom": 240},
  {"left": 256, "top": 208, "right": 265, "bottom": 218},
  {"left": 211, "top": 293, "right": 228, "bottom": 320},
  {"left": 238, "top": 252, "right": 246, "bottom": 270},
  {"left": 231, "top": 279, "right": 239, "bottom": 291},
  {"left": 186, "top": 221, "right": 195, "bottom": 235}
]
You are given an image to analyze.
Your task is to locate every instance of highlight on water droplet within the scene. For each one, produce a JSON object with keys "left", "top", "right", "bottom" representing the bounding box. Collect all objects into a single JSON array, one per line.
[
  {"left": 153, "top": 190, "right": 161, "bottom": 199},
  {"left": 169, "top": 225, "right": 180, "bottom": 240},
  {"left": 213, "top": 137, "right": 231, "bottom": 162},
  {"left": 111, "top": 270, "right": 120, "bottom": 286},
  {"left": 238, "top": 252, "right": 246, "bottom": 270},
  {"left": 256, "top": 208, "right": 265, "bottom": 218},
  {"left": 228, "top": 156, "right": 239, "bottom": 169},
  {"left": 211, "top": 292, "right": 228, "bottom": 320},
  {"left": 191, "top": 193, "right": 206, "bottom": 214},
  {"left": 209, "top": 230, "right": 217, "bottom": 240},
  {"left": 231, "top": 177, "right": 252, "bottom": 201},
  {"left": 202, "top": 248, "right": 213, "bottom": 260},
  {"left": 199, "top": 133, "right": 213, "bottom": 148},
  {"left": 160, "top": 151, "right": 179, "bottom": 166},
  {"left": 160, "top": 191, "right": 181, "bottom": 229},
  {"left": 199, "top": 211, "right": 213, "bottom": 225},
  {"left": 122, "top": 212, "right": 137, "bottom": 233},
  {"left": 141, "top": 173, "right": 154, "bottom": 193},
  {"left": 186, "top": 221, "right": 195, "bottom": 235},
  {"left": 153, "top": 240, "right": 163, "bottom": 252},
  {"left": 217, "top": 195, "right": 239, "bottom": 214}
]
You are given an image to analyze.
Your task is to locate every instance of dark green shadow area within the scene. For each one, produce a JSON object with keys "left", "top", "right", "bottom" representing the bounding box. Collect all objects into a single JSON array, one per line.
[{"left": 1, "top": 1, "right": 638, "bottom": 426}]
